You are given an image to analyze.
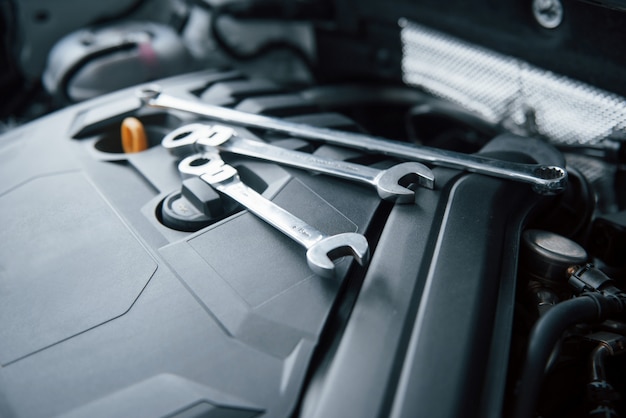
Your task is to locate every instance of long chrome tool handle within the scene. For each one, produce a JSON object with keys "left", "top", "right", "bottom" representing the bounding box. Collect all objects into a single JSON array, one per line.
[
  {"left": 139, "top": 86, "right": 567, "bottom": 194},
  {"left": 229, "top": 136, "right": 385, "bottom": 185},
  {"left": 177, "top": 155, "right": 370, "bottom": 278},
  {"left": 162, "top": 124, "right": 435, "bottom": 203},
  {"left": 161, "top": 123, "right": 388, "bottom": 186},
  {"left": 209, "top": 168, "right": 327, "bottom": 250}
]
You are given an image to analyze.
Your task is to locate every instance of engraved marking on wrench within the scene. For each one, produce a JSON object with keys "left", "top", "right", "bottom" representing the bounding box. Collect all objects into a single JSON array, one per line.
[
  {"left": 177, "top": 153, "right": 370, "bottom": 278},
  {"left": 163, "top": 123, "right": 434, "bottom": 203}
]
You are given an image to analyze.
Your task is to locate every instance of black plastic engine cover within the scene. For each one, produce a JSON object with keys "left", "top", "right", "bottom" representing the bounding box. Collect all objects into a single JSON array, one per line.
[
  {"left": 0, "top": 69, "right": 560, "bottom": 418},
  {"left": 300, "top": 160, "right": 550, "bottom": 418}
]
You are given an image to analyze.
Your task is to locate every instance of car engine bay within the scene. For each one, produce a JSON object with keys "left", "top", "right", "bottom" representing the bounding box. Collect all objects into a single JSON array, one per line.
[{"left": 1, "top": 1, "right": 626, "bottom": 417}]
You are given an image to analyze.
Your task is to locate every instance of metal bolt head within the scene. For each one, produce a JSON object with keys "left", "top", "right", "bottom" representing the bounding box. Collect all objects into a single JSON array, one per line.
[{"left": 532, "top": 0, "right": 564, "bottom": 29}]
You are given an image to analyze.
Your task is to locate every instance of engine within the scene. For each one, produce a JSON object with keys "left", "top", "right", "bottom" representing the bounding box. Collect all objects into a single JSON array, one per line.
[{"left": 1, "top": 1, "right": 625, "bottom": 417}]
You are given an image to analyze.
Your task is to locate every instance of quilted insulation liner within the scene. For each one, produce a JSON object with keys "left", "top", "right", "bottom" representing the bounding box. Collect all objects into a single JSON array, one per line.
[{"left": 400, "top": 19, "right": 626, "bottom": 145}]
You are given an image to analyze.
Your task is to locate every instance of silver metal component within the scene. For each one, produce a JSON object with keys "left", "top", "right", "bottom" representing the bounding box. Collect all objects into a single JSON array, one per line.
[
  {"left": 178, "top": 153, "right": 370, "bottom": 278},
  {"left": 400, "top": 21, "right": 626, "bottom": 146},
  {"left": 163, "top": 123, "right": 435, "bottom": 203},
  {"left": 532, "top": 0, "right": 564, "bottom": 29},
  {"left": 139, "top": 86, "right": 568, "bottom": 194}
]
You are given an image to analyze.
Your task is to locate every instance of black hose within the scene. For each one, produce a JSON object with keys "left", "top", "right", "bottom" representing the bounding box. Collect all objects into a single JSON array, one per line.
[
  {"left": 590, "top": 344, "right": 611, "bottom": 382},
  {"left": 588, "top": 343, "right": 622, "bottom": 417},
  {"left": 513, "top": 293, "right": 626, "bottom": 418}
]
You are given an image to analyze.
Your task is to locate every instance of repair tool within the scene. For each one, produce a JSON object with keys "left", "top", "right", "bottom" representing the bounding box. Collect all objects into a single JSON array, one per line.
[
  {"left": 177, "top": 152, "right": 370, "bottom": 278},
  {"left": 139, "top": 86, "right": 568, "bottom": 195},
  {"left": 163, "top": 123, "right": 435, "bottom": 203}
]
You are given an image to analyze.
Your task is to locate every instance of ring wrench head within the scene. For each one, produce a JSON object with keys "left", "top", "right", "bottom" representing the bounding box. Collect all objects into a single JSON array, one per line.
[
  {"left": 179, "top": 152, "right": 370, "bottom": 278},
  {"left": 376, "top": 162, "right": 435, "bottom": 203},
  {"left": 162, "top": 123, "right": 214, "bottom": 157},
  {"left": 306, "top": 233, "right": 370, "bottom": 278},
  {"left": 163, "top": 124, "right": 237, "bottom": 157},
  {"left": 531, "top": 165, "right": 568, "bottom": 195},
  {"left": 177, "top": 152, "right": 231, "bottom": 180},
  {"left": 196, "top": 125, "right": 237, "bottom": 147}
]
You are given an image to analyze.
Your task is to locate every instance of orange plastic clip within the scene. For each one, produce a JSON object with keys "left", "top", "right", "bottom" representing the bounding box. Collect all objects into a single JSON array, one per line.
[{"left": 121, "top": 117, "right": 148, "bottom": 153}]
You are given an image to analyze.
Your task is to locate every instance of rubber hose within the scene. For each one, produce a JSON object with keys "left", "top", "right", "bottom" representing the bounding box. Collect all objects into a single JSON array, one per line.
[
  {"left": 513, "top": 293, "right": 624, "bottom": 418},
  {"left": 590, "top": 344, "right": 610, "bottom": 382}
]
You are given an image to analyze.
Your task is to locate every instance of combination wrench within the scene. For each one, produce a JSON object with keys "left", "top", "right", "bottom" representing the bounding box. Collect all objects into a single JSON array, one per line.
[
  {"left": 162, "top": 123, "right": 435, "bottom": 203},
  {"left": 177, "top": 152, "right": 370, "bottom": 278},
  {"left": 139, "top": 86, "right": 567, "bottom": 195}
]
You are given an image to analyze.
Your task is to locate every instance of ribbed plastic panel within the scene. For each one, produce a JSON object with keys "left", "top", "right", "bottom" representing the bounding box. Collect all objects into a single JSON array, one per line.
[{"left": 400, "top": 19, "right": 626, "bottom": 145}]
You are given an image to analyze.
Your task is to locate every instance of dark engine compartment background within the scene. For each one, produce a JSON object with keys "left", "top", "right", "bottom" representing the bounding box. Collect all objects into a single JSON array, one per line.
[{"left": 1, "top": 1, "right": 626, "bottom": 418}]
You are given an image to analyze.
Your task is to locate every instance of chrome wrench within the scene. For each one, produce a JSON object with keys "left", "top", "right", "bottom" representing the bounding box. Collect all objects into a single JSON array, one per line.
[
  {"left": 162, "top": 123, "right": 435, "bottom": 204},
  {"left": 177, "top": 152, "right": 370, "bottom": 278},
  {"left": 138, "top": 86, "right": 567, "bottom": 195}
]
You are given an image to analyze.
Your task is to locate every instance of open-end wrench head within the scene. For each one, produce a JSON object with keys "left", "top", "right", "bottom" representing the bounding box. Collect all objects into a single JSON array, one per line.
[
  {"left": 376, "top": 162, "right": 435, "bottom": 203},
  {"left": 306, "top": 232, "right": 370, "bottom": 279},
  {"left": 177, "top": 152, "right": 226, "bottom": 178},
  {"left": 162, "top": 123, "right": 214, "bottom": 157}
]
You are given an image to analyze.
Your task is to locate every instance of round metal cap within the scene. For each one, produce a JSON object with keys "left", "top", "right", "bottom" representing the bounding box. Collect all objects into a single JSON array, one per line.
[{"left": 521, "top": 229, "right": 588, "bottom": 287}]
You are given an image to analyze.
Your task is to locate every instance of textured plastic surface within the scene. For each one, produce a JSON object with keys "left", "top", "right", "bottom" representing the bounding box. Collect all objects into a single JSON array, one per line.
[
  {"left": 0, "top": 70, "right": 381, "bottom": 418},
  {"left": 299, "top": 139, "right": 557, "bottom": 418},
  {"left": 0, "top": 172, "right": 157, "bottom": 365},
  {"left": 0, "top": 69, "right": 561, "bottom": 418}
]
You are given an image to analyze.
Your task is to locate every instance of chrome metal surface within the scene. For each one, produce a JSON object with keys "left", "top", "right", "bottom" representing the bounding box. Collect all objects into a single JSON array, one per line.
[
  {"left": 178, "top": 153, "right": 370, "bottom": 278},
  {"left": 141, "top": 86, "right": 567, "bottom": 194},
  {"left": 532, "top": 0, "right": 564, "bottom": 29},
  {"left": 163, "top": 123, "right": 435, "bottom": 203}
]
